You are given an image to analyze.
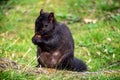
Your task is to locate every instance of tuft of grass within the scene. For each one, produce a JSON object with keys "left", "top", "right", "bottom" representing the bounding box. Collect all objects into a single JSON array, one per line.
[{"left": 0, "top": 70, "right": 37, "bottom": 80}]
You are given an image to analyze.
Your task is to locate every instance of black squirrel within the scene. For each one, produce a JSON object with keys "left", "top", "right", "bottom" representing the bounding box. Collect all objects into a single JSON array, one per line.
[{"left": 32, "top": 9, "right": 87, "bottom": 72}]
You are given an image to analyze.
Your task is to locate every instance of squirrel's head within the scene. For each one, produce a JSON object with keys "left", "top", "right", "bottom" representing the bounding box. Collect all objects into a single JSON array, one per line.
[{"left": 35, "top": 9, "right": 56, "bottom": 36}]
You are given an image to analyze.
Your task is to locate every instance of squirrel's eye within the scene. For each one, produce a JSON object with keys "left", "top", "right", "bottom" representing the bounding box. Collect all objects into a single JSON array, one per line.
[{"left": 45, "top": 25, "right": 48, "bottom": 27}]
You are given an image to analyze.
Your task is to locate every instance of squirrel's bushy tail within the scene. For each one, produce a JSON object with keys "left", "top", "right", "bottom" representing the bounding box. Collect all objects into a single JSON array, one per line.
[{"left": 71, "top": 58, "right": 87, "bottom": 72}]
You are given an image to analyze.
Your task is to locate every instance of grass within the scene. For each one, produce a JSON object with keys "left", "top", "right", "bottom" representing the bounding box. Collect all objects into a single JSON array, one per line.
[{"left": 0, "top": 0, "right": 120, "bottom": 79}]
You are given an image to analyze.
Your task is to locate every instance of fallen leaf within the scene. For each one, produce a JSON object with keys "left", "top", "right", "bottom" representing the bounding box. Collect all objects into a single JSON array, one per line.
[
  {"left": 87, "top": 58, "right": 91, "bottom": 64},
  {"left": 106, "top": 37, "right": 112, "bottom": 42},
  {"left": 83, "top": 18, "right": 97, "bottom": 24}
]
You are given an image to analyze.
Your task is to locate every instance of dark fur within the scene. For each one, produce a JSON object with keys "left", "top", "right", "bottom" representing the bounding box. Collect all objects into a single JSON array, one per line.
[{"left": 32, "top": 9, "right": 87, "bottom": 72}]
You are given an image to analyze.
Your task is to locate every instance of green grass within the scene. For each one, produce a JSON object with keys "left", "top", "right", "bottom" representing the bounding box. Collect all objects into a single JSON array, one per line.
[{"left": 0, "top": 0, "right": 120, "bottom": 79}]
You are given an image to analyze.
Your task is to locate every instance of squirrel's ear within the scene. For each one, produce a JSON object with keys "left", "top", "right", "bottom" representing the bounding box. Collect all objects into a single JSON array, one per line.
[
  {"left": 48, "top": 12, "right": 54, "bottom": 23},
  {"left": 40, "top": 9, "right": 44, "bottom": 15}
]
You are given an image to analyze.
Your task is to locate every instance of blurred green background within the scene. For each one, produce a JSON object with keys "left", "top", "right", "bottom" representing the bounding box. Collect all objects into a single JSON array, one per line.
[{"left": 0, "top": 0, "right": 120, "bottom": 79}]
